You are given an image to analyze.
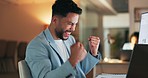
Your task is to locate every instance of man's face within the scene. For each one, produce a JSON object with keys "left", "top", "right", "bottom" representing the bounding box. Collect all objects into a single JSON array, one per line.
[
  {"left": 55, "top": 13, "right": 79, "bottom": 40},
  {"left": 131, "top": 36, "right": 137, "bottom": 44}
]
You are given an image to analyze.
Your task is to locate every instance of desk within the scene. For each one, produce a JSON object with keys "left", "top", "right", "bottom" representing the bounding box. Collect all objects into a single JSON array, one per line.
[
  {"left": 96, "top": 62, "right": 129, "bottom": 74},
  {"left": 86, "top": 61, "right": 129, "bottom": 78}
]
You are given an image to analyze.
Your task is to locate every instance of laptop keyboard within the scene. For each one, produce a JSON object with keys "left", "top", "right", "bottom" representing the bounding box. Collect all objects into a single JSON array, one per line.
[{"left": 96, "top": 73, "right": 126, "bottom": 78}]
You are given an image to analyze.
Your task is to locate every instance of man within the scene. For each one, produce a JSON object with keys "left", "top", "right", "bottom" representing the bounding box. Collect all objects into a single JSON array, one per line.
[{"left": 25, "top": 0, "right": 102, "bottom": 78}]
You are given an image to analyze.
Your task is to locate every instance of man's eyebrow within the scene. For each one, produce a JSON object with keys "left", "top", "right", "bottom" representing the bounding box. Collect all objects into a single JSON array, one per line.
[
  {"left": 68, "top": 21, "right": 77, "bottom": 24},
  {"left": 68, "top": 22, "right": 78, "bottom": 26}
]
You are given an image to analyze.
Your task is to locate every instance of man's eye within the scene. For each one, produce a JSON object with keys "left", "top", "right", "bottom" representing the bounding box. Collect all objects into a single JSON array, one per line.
[{"left": 68, "top": 23, "right": 73, "bottom": 26}]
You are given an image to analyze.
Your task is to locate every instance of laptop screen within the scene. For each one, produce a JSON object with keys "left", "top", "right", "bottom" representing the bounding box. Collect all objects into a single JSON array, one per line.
[
  {"left": 126, "top": 44, "right": 148, "bottom": 78},
  {"left": 138, "top": 12, "right": 148, "bottom": 44}
]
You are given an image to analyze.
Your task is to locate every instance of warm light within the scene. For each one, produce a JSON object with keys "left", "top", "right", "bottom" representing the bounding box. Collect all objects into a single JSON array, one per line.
[
  {"left": 22, "top": 2, "right": 54, "bottom": 25},
  {"left": 39, "top": 15, "right": 51, "bottom": 24},
  {"left": 103, "top": 57, "right": 123, "bottom": 63},
  {"left": 35, "top": 6, "right": 52, "bottom": 25},
  {"left": 35, "top": 5, "right": 52, "bottom": 25},
  {"left": 104, "top": 57, "right": 109, "bottom": 62},
  {"left": 44, "top": 24, "right": 49, "bottom": 30}
]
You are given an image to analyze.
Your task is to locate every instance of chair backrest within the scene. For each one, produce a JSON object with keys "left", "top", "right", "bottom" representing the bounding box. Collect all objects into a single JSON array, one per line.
[
  {"left": 0, "top": 40, "right": 7, "bottom": 58},
  {"left": 17, "top": 42, "right": 28, "bottom": 61},
  {"left": 18, "top": 60, "right": 32, "bottom": 78}
]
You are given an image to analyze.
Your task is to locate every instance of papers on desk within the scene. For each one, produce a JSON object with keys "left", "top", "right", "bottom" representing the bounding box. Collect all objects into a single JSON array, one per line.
[{"left": 96, "top": 73, "right": 126, "bottom": 78}]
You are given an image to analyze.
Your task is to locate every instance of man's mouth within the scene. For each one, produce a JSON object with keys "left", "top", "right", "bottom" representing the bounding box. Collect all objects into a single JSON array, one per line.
[{"left": 64, "top": 32, "right": 71, "bottom": 37}]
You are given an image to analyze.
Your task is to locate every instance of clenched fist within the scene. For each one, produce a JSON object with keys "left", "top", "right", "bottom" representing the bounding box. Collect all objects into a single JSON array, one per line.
[
  {"left": 88, "top": 36, "right": 100, "bottom": 56},
  {"left": 69, "top": 42, "right": 87, "bottom": 67}
]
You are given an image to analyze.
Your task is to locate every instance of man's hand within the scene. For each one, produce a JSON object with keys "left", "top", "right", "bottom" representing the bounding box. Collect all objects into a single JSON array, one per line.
[
  {"left": 88, "top": 36, "right": 100, "bottom": 56},
  {"left": 69, "top": 42, "right": 87, "bottom": 67}
]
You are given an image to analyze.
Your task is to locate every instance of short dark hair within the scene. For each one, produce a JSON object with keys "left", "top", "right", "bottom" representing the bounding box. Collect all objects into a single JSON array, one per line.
[{"left": 52, "top": 0, "right": 82, "bottom": 17}]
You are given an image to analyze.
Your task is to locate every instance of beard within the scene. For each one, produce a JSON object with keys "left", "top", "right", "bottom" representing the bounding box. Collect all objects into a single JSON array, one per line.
[{"left": 55, "top": 29, "right": 68, "bottom": 40}]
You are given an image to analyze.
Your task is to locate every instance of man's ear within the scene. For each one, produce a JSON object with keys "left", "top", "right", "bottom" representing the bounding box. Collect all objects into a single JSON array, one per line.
[{"left": 51, "top": 16, "right": 57, "bottom": 24}]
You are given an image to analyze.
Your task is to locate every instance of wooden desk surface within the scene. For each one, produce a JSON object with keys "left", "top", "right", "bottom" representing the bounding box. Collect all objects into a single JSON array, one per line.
[
  {"left": 86, "top": 61, "right": 129, "bottom": 78},
  {"left": 96, "top": 61, "right": 129, "bottom": 74}
]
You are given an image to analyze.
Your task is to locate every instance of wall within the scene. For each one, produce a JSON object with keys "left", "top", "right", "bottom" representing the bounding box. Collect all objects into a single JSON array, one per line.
[
  {"left": 103, "top": 13, "right": 129, "bottom": 28},
  {"left": 0, "top": 1, "right": 54, "bottom": 42},
  {"left": 86, "top": 12, "right": 99, "bottom": 28},
  {"left": 0, "top": 0, "right": 81, "bottom": 42},
  {"left": 129, "top": 0, "right": 148, "bottom": 35}
]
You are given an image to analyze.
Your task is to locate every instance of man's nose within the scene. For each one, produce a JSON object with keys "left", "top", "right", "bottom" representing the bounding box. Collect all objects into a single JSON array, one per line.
[{"left": 70, "top": 25, "right": 76, "bottom": 31}]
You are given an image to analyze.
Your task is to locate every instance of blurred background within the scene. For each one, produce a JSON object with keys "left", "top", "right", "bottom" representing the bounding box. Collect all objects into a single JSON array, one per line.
[{"left": 0, "top": 0, "right": 148, "bottom": 78}]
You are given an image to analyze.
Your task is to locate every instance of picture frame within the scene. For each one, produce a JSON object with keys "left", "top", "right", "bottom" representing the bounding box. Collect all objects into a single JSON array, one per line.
[{"left": 134, "top": 8, "right": 148, "bottom": 22}]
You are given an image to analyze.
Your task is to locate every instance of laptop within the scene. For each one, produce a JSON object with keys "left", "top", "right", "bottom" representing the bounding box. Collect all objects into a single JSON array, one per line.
[
  {"left": 126, "top": 44, "right": 148, "bottom": 78},
  {"left": 120, "top": 43, "right": 133, "bottom": 61},
  {"left": 120, "top": 49, "right": 132, "bottom": 61}
]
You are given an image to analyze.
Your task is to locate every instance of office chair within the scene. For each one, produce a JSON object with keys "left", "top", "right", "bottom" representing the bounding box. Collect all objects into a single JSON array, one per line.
[
  {"left": 18, "top": 60, "right": 32, "bottom": 78},
  {"left": 17, "top": 42, "right": 28, "bottom": 61}
]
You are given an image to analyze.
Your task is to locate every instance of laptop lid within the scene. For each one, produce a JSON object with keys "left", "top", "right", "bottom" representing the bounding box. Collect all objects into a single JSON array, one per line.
[
  {"left": 126, "top": 44, "right": 148, "bottom": 78},
  {"left": 138, "top": 12, "right": 148, "bottom": 44}
]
